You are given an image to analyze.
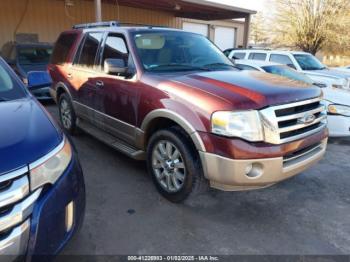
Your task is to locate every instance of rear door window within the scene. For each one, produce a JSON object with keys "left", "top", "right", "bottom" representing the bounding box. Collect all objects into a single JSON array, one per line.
[
  {"left": 232, "top": 52, "right": 246, "bottom": 59},
  {"left": 51, "top": 33, "right": 78, "bottom": 65},
  {"left": 270, "top": 54, "right": 296, "bottom": 69},
  {"left": 248, "top": 52, "right": 267, "bottom": 61},
  {"left": 75, "top": 32, "right": 103, "bottom": 69}
]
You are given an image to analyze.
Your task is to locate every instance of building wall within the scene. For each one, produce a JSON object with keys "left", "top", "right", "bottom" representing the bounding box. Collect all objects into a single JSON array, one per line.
[
  {"left": 0, "top": 0, "right": 245, "bottom": 48},
  {"left": 182, "top": 18, "right": 246, "bottom": 48},
  {"left": 0, "top": 0, "right": 182, "bottom": 47}
]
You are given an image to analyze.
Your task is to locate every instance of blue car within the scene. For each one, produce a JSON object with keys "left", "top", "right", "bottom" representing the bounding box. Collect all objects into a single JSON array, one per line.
[{"left": 0, "top": 58, "right": 85, "bottom": 260}]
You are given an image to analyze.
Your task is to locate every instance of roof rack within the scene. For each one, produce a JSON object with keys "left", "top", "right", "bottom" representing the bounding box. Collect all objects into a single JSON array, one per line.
[
  {"left": 118, "top": 23, "right": 169, "bottom": 29},
  {"left": 72, "top": 21, "right": 120, "bottom": 29}
]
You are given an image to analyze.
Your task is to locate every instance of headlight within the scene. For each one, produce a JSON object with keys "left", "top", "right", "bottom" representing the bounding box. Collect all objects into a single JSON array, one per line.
[
  {"left": 211, "top": 111, "right": 264, "bottom": 141},
  {"left": 332, "top": 84, "right": 345, "bottom": 89},
  {"left": 29, "top": 138, "right": 72, "bottom": 191},
  {"left": 328, "top": 104, "right": 350, "bottom": 117},
  {"left": 332, "top": 78, "right": 349, "bottom": 90}
]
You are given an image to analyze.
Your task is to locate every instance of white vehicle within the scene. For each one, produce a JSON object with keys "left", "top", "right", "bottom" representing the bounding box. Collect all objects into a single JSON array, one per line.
[
  {"left": 335, "top": 65, "right": 350, "bottom": 72},
  {"left": 226, "top": 49, "right": 350, "bottom": 90},
  {"left": 234, "top": 60, "right": 350, "bottom": 137}
]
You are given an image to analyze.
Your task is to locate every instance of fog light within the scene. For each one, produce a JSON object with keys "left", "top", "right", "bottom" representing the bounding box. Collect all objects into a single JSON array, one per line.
[
  {"left": 245, "top": 163, "right": 263, "bottom": 179},
  {"left": 65, "top": 201, "right": 74, "bottom": 232},
  {"left": 245, "top": 164, "right": 253, "bottom": 175}
]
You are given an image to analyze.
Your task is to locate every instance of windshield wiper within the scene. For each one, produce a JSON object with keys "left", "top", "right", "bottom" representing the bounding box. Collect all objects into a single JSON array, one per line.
[
  {"left": 201, "top": 63, "right": 236, "bottom": 71},
  {"left": 0, "top": 97, "right": 10, "bottom": 102},
  {"left": 148, "top": 64, "right": 210, "bottom": 71}
]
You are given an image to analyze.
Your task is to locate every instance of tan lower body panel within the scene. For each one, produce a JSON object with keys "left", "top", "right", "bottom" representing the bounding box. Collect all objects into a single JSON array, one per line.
[{"left": 199, "top": 139, "right": 327, "bottom": 191}]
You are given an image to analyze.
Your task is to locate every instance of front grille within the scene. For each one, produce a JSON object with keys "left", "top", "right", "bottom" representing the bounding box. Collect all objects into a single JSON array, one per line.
[
  {"left": 0, "top": 167, "right": 42, "bottom": 254},
  {"left": 260, "top": 97, "right": 327, "bottom": 144}
]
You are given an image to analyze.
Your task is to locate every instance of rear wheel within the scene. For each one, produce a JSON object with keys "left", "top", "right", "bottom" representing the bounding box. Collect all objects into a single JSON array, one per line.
[
  {"left": 58, "top": 93, "right": 78, "bottom": 135},
  {"left": 147, "top": 127, "right": 208, "bottom": 203}
]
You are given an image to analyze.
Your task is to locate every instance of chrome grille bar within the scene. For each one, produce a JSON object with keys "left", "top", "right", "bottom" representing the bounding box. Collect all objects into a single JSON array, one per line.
[
  {"left": 276, "top": 105, "right": 325, "bottom": 122},
  {"left": 260, "top": 97, "right": 327, "bottom": 144},
  {"left": 278, "top": 114, "right": 327, "bottom": 133}
]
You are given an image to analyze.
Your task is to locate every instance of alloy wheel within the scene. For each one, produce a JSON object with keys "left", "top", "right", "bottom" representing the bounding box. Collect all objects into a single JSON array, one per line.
[
  {"left": 152, "top": 140, "right": 186, "bottom": 193},
  {"left": 60, "top": 99, "right": 72, "bottom": 130}
]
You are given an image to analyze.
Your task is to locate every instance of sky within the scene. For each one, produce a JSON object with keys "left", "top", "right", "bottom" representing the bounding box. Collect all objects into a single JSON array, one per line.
[{"left": 208, "top": 0, "right": 270, "bottom": 12}]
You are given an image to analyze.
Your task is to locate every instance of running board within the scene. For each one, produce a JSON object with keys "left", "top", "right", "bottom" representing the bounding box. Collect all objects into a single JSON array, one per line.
[{"left": 77, "top": 118, "right": 146, "bottom": 160}]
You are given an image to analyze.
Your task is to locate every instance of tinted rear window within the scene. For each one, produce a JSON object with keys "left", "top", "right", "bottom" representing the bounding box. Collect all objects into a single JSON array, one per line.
[
  {"left": 233, "top": 52, "right": 246, "bottom": 59},
  {"left": 248, "top": 53, "right": 267, "bottom": 61},
  {"left": 51, "top": 33, "right": 78, "bottom": 64}
]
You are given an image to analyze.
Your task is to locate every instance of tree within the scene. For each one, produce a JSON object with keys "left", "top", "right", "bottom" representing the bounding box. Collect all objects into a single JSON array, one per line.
[
  {"left": 273, "top": 0, "right": 350, "bottom": 55},
  {"left": 250, "top": 13, "right": 270, "bottom": 46}
]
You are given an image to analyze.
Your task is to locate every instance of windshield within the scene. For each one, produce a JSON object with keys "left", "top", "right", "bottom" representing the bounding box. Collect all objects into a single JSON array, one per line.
[
  {"left": 133, "top": 31, "right": 235, "bottom": 72},
  {"left": 262, "top": 65, "right": 314, "bottom": 84},
  {"left": 293, "top": 54, "right": 326, "bottom": 71},
  {"left": 0, "top": 60, "right": 27, "bottom": 101},
  {"left": 18, "top": 46, "right": 53, "bottom": 65}
]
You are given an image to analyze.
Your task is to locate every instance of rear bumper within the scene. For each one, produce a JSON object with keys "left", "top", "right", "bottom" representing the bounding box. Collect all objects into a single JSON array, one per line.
[
  {"left": 327, "top": 115, "right": 350, "bottom": 137},
  {"left": 31, "top": 87, "right": 52, "bottom": 100},
  {"left": 49, "top": 87, "right": 58, "bottom": 103},
  {"left": 200, "top": 139, "right": 327, "bottom": 191}
]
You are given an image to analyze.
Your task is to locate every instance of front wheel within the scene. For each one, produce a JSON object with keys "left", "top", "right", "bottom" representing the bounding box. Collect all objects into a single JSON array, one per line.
[{"left": 147, "top": 127, "right": 208, "bottom": 203}]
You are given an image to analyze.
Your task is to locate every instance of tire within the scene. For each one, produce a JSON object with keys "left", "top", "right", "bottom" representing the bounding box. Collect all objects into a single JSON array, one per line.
[
  {"left": 147, "top": 127, "right": 208, "bottom": 203},
  {"left": 58, "top": 93, "right": 79, "bottom": 135}
]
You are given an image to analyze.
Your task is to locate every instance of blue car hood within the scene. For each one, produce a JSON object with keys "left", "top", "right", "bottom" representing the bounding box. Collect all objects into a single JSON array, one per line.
[{"left": 0, "top": 98, "right": 62, "bottom": 175}]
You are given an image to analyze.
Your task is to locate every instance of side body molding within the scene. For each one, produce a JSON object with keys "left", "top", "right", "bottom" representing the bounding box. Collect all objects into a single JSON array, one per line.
[{"left": 139, "top": 109, "right": 206, "bottom": 152}]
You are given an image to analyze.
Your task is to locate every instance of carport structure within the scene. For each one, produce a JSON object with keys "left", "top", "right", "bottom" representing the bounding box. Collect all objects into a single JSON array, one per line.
[{"left": 0, "top": 0, "right": 256, "bottom": 50}]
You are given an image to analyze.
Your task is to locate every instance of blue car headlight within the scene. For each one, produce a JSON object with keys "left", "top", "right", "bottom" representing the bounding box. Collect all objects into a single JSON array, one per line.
[{"left": 29, "top": 137, "right": 72, "bottom": 191}]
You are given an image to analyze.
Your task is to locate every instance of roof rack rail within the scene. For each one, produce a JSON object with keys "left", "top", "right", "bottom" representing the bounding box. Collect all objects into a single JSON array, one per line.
[
  {"left": 72, "top": 21, "right": 120, "bottom": 29},
  {"left": 118, "top": 23, "right": 169, "bottom": 29}
]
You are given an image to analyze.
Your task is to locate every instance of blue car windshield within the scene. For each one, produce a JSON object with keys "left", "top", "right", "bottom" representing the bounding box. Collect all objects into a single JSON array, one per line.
[
  {"left": 18, "top": 47, "right": 53, "bottom": 65},
  {"left": 133, "top": 31, "right": 235, "bottom": 72},
  {"left": 0, "top": 61, "right": 26, "bottom": 102}
]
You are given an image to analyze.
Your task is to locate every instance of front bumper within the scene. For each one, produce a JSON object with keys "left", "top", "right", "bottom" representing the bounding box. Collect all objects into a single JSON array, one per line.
[
  {"left": 200, "top": 139, "right": 327, "bottom": 191},
  {"left": 327, "top": 115, "right": 350, "bottom": 137},
  {"left": 0, "top": 151, "right": 85, "bottom": 261},
  {"left": 31, "top": 87, "right": 52, "bottom": 100}
]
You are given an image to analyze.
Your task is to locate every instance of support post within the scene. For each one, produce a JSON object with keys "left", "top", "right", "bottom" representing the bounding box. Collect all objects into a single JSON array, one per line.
[
  {"left": 94, "top": 0, "right": 102, "bottom": 22},
  {"left": 243, "top": 14, "right": 251, "bottom": 48}
]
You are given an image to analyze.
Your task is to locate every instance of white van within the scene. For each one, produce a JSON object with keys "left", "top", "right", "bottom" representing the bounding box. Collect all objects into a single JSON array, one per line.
[{"left": 226, "top": 49, "right": 350, "bottom": 90}]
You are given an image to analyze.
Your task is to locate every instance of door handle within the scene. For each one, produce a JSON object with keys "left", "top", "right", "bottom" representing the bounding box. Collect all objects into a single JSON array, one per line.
[
  {"left": 96, "top": 80, "right": 104, "bottom": 88},
  {"left": 67, "top": 73, "right": 73, "bottom": 79}
]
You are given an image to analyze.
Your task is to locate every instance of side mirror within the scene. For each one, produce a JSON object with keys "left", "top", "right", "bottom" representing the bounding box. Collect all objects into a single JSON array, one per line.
[
  {"left": 27, "top": 71, "right": 52, "bottom": 90},
  {"left": 104, "top": 58, "right": 128, "bottom": 75}
]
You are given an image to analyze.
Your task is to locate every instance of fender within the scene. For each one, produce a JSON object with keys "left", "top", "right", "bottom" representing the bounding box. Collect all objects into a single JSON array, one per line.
[{"left": 139, "top": 109, "right": 206, "bottom": 152}]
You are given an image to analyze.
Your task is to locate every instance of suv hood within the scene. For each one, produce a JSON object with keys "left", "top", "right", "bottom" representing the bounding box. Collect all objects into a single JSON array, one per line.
[
  {"left": 0, "top": 98, "right": 62, "bottom": 175},
  {"left": 167, "top": 71, "right": 321, "bottom": 110}
]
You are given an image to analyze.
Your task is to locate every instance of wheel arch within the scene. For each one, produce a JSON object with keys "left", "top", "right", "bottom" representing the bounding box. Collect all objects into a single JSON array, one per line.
[
  {"left": 140, "top": 109, "right": 206, "bottom": 152},
  {"left": 55, "top": 82, "right": 73, "bottom": 102}
]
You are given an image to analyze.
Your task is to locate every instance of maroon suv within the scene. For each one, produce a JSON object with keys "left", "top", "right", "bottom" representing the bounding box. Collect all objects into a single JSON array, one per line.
[{"left": 49, "top": 21, "right": 328, "bottom": 202}]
